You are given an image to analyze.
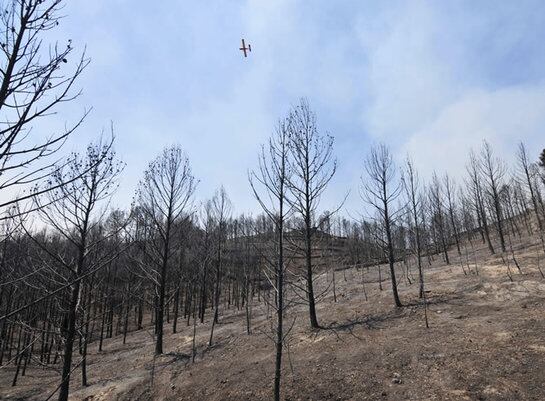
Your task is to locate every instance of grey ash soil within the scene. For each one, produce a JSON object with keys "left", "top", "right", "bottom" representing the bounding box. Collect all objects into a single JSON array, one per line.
[{"left": 2, "top": 236, "right": 545, "bottom": 400}]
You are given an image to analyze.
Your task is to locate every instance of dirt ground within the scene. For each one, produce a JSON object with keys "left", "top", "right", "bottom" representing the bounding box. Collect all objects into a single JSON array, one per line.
[{"left": 1, "top": 234, "right": 545, "bottom": 401}]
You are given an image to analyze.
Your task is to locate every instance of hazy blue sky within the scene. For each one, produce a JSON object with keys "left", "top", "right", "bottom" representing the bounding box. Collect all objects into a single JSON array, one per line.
[{"left": 49, "top": 0, "right": 545, "bottom": 214}]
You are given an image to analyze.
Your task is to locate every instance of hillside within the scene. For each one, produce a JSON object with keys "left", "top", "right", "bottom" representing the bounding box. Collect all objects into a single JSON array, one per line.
[{"left": 1, "top": 233, "right": 545, "bottom": 401}]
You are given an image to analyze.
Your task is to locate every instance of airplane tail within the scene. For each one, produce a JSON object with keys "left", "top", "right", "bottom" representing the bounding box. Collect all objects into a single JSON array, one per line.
[{"left": 248, "top": 44, "right": 252, "bottom": 52}]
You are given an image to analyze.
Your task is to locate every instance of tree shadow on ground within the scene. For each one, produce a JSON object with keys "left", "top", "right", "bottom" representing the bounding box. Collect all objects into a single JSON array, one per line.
[
  {"left": 403, "top": 291, "right": 466, "bottom": 308},
  {"left": 320, "top": 291, "right": 468, "bottom": 339},
  {"left": 320, "top": 308, "right": 406, "bottom": 340}
]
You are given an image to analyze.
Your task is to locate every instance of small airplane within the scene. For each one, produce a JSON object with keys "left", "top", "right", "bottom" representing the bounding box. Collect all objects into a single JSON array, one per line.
[{"left": 239, "top": 38, "right": 251, "bottom": 57}]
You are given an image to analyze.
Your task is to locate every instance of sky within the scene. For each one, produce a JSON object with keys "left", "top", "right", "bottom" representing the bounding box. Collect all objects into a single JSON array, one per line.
[{"left": 42, "top": 0, "right": 545, "bottom": 215}]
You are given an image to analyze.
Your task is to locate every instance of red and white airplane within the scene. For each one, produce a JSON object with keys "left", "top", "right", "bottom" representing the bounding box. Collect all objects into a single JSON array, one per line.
[{"left": 239, "top": 38, "right": 251, "bottom": 57}]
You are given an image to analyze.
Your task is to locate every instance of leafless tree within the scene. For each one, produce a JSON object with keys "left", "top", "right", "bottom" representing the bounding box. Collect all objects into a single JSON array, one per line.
[
  {"left": 31, "top": 138, "right": 123, "bottom": 401},
  {"left": 0, "top": 0, "right": 89, "bottom": 214},
  {"left": 285, "top": 99, "right": 337, "bottom": 329},
  {"left": 249, "top": 117, "right": 292, "bottom": 401},
  {"left": 466, "top": 150, "right": 495, "bottom": 254},
  {"left": 479, "top": 141, "right": 507, "bottom": 253},
  {"left": 402, "top": 157, "right": 424, "bottom": 298},
  {"left": 443, "top": 173, "right": 462, "bottom": 257},
  {"left": 517, "top": 142, "right": 545, "bottom": 250},
  {"left": 208, "top": 186, "right": 232, "bottom": 346},
  {"left": 360, "top": 144, "right": 403, "bottom": 307},
  {"left": 196, "top": 201, "right": 214, "bottom": 325},
  {"left": 428, "top": 173, "right": 450, "bottom": 265},
  {"left": 459, "top": 187, "right": 480, "bottom": 274},
  {"left": 135, "top": 146, "right": 197, "bottom": 355}
]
